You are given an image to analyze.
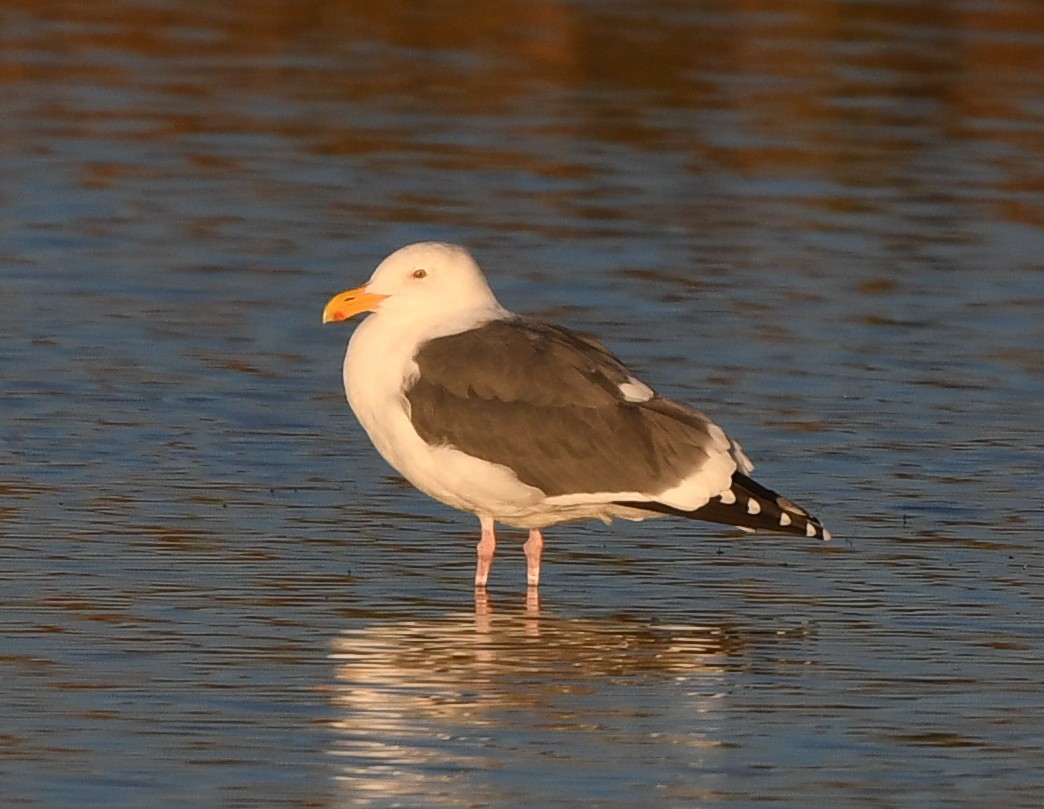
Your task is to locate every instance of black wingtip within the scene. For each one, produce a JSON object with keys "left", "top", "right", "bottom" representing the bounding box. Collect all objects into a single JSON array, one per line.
[{"left": 615, "top": 472, "right": 831, "bottom": 541}]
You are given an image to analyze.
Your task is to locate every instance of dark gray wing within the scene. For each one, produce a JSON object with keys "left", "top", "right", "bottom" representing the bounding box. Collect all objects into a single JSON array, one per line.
[{"left": 405, "top": 317, "right": 726, "bottom": 496}]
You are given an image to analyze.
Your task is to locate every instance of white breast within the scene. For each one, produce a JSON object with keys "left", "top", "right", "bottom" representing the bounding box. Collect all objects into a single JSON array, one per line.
[{"left": 343, "top": 314, "right": 544, "bottom": 518}]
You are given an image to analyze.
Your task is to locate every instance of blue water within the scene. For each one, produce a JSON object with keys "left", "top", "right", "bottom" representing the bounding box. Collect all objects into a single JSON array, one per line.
[{"left": 2, "top": 1, "right": 1042, "bottom": 807}]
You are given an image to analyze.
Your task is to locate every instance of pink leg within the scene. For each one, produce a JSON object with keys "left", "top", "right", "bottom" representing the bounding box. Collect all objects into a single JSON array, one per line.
[
  {"left": 475, "top": 515, "right": 496, "bottom": 588},
  {"left": 524, "top": 528, "right": 543, "bottom": 587}
]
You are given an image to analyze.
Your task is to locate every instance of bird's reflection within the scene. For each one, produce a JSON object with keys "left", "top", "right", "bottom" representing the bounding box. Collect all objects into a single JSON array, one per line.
[
  {"left": 473, "top": 585, "right": 540, "bottom": 634},
  {"left": 328, "top": 592, "right": 764, "bottom": 807}
]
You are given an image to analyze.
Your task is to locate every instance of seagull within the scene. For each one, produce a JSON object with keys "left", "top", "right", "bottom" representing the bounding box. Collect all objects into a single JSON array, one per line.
[{"left": 322, "top": 242, "right": 829, "bottom": 589}]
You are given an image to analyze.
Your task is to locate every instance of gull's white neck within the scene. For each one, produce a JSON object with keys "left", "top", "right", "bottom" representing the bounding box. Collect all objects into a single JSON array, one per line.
[{"left": 341, "top": 302, "right": 510, "bottom": 474}]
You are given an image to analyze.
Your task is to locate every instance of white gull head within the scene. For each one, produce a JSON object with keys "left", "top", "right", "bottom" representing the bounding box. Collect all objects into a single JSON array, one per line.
[{"left": 333, "top": 242, "right": 506, "bottom": 335}]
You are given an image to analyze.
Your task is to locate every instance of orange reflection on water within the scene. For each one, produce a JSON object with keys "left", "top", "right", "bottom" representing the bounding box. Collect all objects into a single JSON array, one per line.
[
  {"left": 329, "top": 594, "right": 746, "bottom": 806},
  {"left": 2, "top": 0, "right": 1040, "bottom": 225}
]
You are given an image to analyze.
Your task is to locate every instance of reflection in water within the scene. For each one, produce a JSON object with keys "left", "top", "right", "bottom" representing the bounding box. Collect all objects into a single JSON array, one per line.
[
  {"left": 329, "top": 596, "right": 770, "bottom": 807},
  {"left": 2, "top": 1, "right": 1042, "bottom": 806}
]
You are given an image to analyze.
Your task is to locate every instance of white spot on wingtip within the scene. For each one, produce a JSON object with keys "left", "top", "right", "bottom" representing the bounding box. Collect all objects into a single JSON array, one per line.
[
  {"left": 822, "top": 528, "right": 832, "bottom": 541},
  {"left": 746, "top": 498, "right": 761, "bottom": 515},
  {"left": 805, "top": 522, "right": 816, "bottom": 538},
  {"left": 779, "top": 512, "right": 791, "bottom": 527},
  {"left": 720, "top": 489, "right": 736, "bottom": 505}
]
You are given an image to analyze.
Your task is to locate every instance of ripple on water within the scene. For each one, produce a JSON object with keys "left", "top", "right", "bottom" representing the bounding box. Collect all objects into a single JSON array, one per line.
[{"left": 2, "top": 0, "right": 1044, "bottom": 807}]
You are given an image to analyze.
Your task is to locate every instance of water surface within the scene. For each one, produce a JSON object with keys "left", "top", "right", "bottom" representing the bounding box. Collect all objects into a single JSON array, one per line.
[{"left": 2, "top": 1, "right": 1042, "bottom": 807}]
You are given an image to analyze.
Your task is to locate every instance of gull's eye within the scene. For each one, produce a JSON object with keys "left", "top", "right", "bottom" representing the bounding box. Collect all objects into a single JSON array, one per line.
[{"left": 412, "top": 268, "right": 427, "bottom": 279}]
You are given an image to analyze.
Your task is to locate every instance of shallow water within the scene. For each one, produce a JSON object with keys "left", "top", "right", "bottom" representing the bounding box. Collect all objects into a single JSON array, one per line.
[{"left": 2, "top": 1, "right": 1043, "bottom": 807}]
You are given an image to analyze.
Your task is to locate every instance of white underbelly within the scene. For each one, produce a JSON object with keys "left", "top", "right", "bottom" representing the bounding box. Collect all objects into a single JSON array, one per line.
[
  {"left": 342, "top": 319, "right": 544, "bottom": 519},
  {"left": 361, "top": 396, "right": 545, "bottom": 516}
]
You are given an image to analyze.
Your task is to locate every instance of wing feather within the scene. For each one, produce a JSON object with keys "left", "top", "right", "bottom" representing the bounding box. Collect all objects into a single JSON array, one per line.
[{"left": 406, "top": 318, "right": 731, "bottom": 498}]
